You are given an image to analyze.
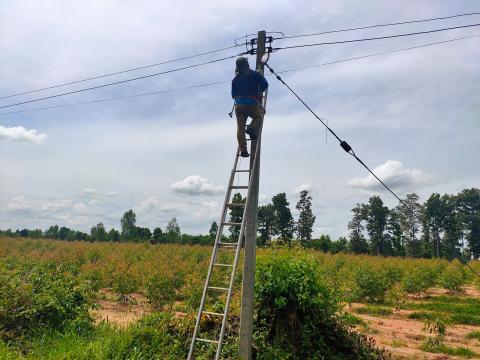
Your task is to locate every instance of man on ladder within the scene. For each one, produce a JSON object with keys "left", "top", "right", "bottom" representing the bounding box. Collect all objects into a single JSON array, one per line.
[{"left": 231, "top": 57, "right": 268, "bottom": 157}]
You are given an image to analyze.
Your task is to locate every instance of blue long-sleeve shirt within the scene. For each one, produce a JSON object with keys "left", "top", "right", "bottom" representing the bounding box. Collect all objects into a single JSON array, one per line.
[{"left": 231, "top": 70, "right": 268, "bottom": 105}]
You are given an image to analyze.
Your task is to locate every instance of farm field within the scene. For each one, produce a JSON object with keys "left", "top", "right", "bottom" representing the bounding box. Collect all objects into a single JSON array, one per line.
[{"left": 1, "top": 238, "right": 480, "bottom": 359}]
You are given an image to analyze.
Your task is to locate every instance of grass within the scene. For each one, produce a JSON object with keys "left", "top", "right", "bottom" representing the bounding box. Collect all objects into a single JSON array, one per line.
[
  {"left": 420, "top": 341, "right": 478, "bottom": 358},
  {"left": 341, "top": 312, "right": 366, "bottom": 327},
  {"left": 404, "top": 295, "right": 480, "bottom": 326},
  {"left": 466, "top": 330, "right": 480, "bottom": 340},
  {"left": 391, "top": 338, "right": 407, "bottom": 348},
  {"left": 405, "top": 295, "right": 480, "bottom": 315},
  {"left": 408, "top": 311, "right": 480, "bottom": 326},
  {"left": 354, "top": 306, "right": 393, "bottom": 317}
]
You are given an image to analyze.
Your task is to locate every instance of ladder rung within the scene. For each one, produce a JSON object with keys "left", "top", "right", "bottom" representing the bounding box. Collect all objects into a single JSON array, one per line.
[
  {"left": 218, "top": 241, "right": 238, "bottom": 246},
  {"left": 235, "top": 170, "right": 251, "bottom": 173},
  {"left": 222, "top": 222, "right": 242, "bottom": 226},
  {"left": 230, "top": 185, "right": 248, "bottom": 189},
  {"left": 214, "top": 263, "right": 233, "bottom": 267},
  {"left": 196, "top": 338, "right": 220, "bottom": 344},
  {"left": 202, "top": 311, "right": 225, "bottom": 317},
  {"left": 227, "top": 202, "right": 245, "bottom": 207},
  {"left": 208, "top": 286, "right": 229, "bottom": 291}
]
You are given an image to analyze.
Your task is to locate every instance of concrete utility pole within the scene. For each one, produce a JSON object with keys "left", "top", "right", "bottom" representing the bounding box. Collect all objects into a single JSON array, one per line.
[{"left": 239, "top": 30, "right": 267, "bottom": 360}]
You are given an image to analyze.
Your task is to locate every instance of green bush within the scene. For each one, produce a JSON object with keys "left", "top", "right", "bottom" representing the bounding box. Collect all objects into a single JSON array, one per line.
[
  {"left": 144, "top": 273, "right": 179, "bottom": 310},
  {"left": 401, "top": 266, "right": 435, "bottom": 295},
  {"left": 254, "top": 250, "right": 390, "bottom": 359},
  {"left": 440, "top": 263, "right": 465, "bottom": 293},
  {"left": 0, "top": 263, "right": 93, "bottom": 340},
  {"left": 353, "top": 265, "right": 393, "bottom": 303}
]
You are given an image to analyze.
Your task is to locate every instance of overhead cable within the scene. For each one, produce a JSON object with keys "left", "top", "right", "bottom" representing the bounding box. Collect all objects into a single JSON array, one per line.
[
  {"left": 274, "top": 23, "right": 480, "bottom": 51},
  {"left": 265, "top": 62, "right": 406, "bottom": 205},
  {"left": 0, "top": 81, "right": 230, "bottom": 116},
  {"left": 1, "top": 34, "right": 477, "bottom": 117},
  {"left": 0, "top": 52, "right": 246, "bottom": 110},
  {"left": 280, "top": 11, "right": 480, "bottom": 40},
  {"left": 277, "top": 35, "right": 479, "bottom": 74},
  {"left": 0, "top": 45, "right": 240, "bottom": 101}
]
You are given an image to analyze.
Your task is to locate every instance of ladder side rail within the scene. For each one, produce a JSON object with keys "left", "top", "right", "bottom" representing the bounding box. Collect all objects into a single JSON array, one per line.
[
  {"left": 188, "top": 149, "right": 241, "bottom": 360},
  {"left": 214, "top": 125, "right": 265, "bottom": 360}
]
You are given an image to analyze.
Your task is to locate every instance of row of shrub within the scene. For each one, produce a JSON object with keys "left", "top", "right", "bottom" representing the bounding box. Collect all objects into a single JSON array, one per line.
[
  {"left": 0, "top": 246, "right": 390, "bottom": 359},
  {"left": 0, "top": 238, "right": 475, "bottom": 311}
]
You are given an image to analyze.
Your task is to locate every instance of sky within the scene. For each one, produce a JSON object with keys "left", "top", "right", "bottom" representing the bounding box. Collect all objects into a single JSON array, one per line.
[{"left": 1, "top": 0, "right": 479, "bottom": 238}]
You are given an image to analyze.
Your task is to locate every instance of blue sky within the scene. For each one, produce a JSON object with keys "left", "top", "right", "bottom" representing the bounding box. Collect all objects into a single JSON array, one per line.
[{"left": 1, "top": 0, "right": 479, "bottom": 238}]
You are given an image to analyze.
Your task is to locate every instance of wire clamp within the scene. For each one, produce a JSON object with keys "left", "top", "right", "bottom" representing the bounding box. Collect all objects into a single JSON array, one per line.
[{"left": 340, "top": 141, "right": 352, "bottom": 153}]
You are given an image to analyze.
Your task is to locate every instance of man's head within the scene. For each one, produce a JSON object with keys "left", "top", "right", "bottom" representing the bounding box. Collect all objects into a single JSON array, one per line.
[{"left": 235, "top": 57, "right": 250, "bottom": 75}]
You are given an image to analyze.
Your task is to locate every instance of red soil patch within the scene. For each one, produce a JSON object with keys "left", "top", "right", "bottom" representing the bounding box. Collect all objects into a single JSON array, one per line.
[
  {"left": 348, "top": 287, "right": 480, "bottom": 359},
  {"left": 91, "top": 288, "right": 151, "bottom": 328}
]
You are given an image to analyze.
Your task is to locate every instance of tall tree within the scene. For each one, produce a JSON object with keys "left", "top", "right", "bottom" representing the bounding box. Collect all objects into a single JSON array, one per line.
[
  {"left": 152, "top": 227, "right": 164, "bottom": 244},
  {"left": 397, "top": 193, "right": 422, "bottom": 257},
  {"left": 121, "top": 209, "right": 136, "bottom": 241},
  {"left": 272, "top": 193, "right": 295, "bottom": 242},
  {"left": 165, "top": 217, "right": 181, "bottom": 243},
  {"left": 386, "top": 209, "right": 404, "bottom": 257},
  {"left": 107, "top": 228, "right": 120, "bottom": 242},
  {"left": 348, "top": 204, "right": 369, "bottom": 254},
  {"left": 90, "top": 223, "right": 106, "bottom": 242},
  {"left": 58, "top": 226, "right": 71, "bottom": 240},
  {"left": 424, "top": 193, "right": 446, "bottom": 258},
  {"left": 365, "top": 196, "right": 390, "bottom": 256},
  {"left": 441, "top": 194, "right": 462, "bottom": 260},
  {"left": 456, "top": 188, "right": 480, "bottom": 258},
  {"left": 295, "top": 190, "right": 316, "bottom": 246},
  {"left": 44, "top": 225, "right": 59, "bottom": 239},
  {"left": 229, "top": 193, "right": 245, "bottom": 241},
  {"left": 209, "top": 222, "right": 218, "bottom": 241},
  {"left": 258, "top": 204, "right": 275, "bottom": 245},
  {"left": 135, "top": 227, "right": 152, "bottom": 242}
]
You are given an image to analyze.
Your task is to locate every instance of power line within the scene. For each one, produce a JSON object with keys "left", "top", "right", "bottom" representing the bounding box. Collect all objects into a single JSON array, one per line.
[
  {"left": 276, "top": 35, "right": 480, "bottom": 74},
  {"left": 0, "top": 44, "right": 240, "bottom": 101},
  {"left": 1, "top": 34, "right": 477, "bottom": 117},
  {"left": 274, "top": 23, "right": 480, "bottom": 51},
  {"left": 3, "top": 12, "right": 477, "bottom": 102},
  {"left": 0, "top": 81, "right": 230, "bottom": 116},
  {"left": 280, "top": 11, "right": 480, "bottom": 40},
  {"left": 0, "top": 52, "right": 245, "bottom": 110},
  {"left": 264, "top": 62, "right": 406, "bottom": 205}
]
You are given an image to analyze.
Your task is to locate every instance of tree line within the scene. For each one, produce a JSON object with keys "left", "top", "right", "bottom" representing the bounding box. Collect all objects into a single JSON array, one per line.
[
  {"left": 2, "top": 188, "right": 479, "bottom": 260},
  {"left": 347, "top": 188, "right": 480, "bottom": 260},
  {"left": 1, "top": 211, "right": 213, "bottom": 246}
]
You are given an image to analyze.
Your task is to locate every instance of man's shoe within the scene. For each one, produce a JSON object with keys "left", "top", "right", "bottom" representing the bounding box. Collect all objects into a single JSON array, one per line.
[
  {"left": 245, "top": 127, "right": 257, "bottom": 140},
  {"left": 240, "top": 149, "right": 249, "bottom": 157}
]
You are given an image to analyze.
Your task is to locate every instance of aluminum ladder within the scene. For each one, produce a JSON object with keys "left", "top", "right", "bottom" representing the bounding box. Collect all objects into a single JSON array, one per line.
[{"left": 187, "top": 143, "right": 258, "bottom": 360}]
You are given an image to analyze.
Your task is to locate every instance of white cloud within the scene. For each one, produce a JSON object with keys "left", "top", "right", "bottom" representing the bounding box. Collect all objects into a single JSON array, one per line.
[
  {"left": 134, "top": 196, "right": 160, "bottom": 213},
  {"left": 347, "top": 160, "right": 438, "bottom": 191},
  {"left": 105, "top": 192, "right": 119, "bottom": 197},
  {"left": 80, "top": 188, "right": 96, "bottom": 196},
  {"left": 292, "top": 182, "right": 315, "bottom": 194},
  {"left": 0, "top": 125, "right": 46, "bottom": 144},
  {"left": 41, "top": 199, "right": 73, "bottom": 213},
  {"left": 171, "top": 175, "right": 223, "bottom": 196},
  {"left": 88, "top": 199, "right": 101, "bottom": 206},
  {"left": 194, "top": 201, "right": 217, "bottom": 219},
  {"left": 73, "top": 202, "right": 87, "bottom": 213},
  {"left": 7, "top": 196, "right": 30, "bottom": 212}
]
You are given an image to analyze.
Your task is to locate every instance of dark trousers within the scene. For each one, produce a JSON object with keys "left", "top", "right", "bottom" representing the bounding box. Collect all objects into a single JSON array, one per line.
[{"left": 235, "top": 104, "right": 263, "bottom": 151}]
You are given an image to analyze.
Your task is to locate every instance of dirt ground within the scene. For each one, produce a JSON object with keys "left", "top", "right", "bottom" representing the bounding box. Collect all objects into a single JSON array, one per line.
[
  {"left": 349, "top": 286, "right": 480, "bottom": 359},
  {"left": 91, "top": 288, "right": 151, "bottom": 328},
  {"left": 91, "top": 287, "right": 480, "bottom": 358}
]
